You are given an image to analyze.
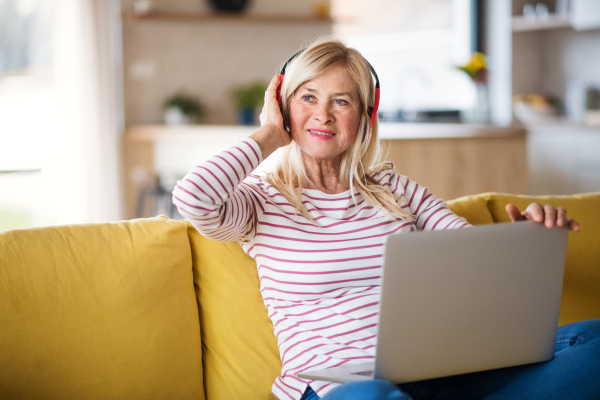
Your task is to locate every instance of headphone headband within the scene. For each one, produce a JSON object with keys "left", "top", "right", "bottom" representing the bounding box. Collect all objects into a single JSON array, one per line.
[
  {"left": 278, "top": 49, "right": 380, "bottom": 143},
  {"left": 279, "top": 50, "right": 304, "bottom": 76}
]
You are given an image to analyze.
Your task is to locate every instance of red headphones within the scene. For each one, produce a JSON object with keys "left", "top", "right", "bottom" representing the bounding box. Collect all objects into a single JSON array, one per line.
[{"left": 276, "top": 49, "right": 380, "bottom": 143}]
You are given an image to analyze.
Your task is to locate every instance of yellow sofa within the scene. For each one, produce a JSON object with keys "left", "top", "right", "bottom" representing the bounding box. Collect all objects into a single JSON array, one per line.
[{"left": 1, "top": 192, "right": 599, "bottom": 400}]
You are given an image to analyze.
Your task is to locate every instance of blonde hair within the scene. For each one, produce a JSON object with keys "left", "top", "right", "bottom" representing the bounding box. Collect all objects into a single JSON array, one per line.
[{"left": 266, "top": 37, "right": 413, "bottom": 223}]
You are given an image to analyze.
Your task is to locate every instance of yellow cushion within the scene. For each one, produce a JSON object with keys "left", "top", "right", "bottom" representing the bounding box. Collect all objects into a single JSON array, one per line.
[
  {"left": 446, "top": 194, "right": 494, "bottom": 226},
  {"left": 485, "top": 192, "right": 600, "bottom": 326},
  {"left": 185, "top": 221, "right": 280, "bottom": 400},
  {"left": 0, "top": 217, "right": 204, "bottom": 400}
]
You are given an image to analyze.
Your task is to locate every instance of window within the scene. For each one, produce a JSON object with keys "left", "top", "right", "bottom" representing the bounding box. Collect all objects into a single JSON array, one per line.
[
  {"left": 0, "top": 0, "right": 55, "bottom": 171},
  {"left": 0, "top": 0, "right": 56, "bottom": 230},
  {"left": 331, "top": 0, "right": 475, "bottom": 121}
]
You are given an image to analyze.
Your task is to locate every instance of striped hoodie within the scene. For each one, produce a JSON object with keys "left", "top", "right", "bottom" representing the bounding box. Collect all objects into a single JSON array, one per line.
[{"left": 172, "top": 138, "right": 470, "bottom": 400}]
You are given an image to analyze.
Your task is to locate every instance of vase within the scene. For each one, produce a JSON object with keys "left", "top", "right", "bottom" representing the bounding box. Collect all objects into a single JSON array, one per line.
[
  {"left": 164, "top": 107, "right": 190, "bottom": 125},
  {"left": 473, "top": 82, "right": 490, "bottom": 124},
  {"left": 238, "top": 107, "right": 255, "bottom": 125}
]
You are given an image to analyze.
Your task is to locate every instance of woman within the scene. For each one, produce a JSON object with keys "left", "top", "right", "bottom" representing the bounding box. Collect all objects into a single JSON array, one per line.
[{"left": 173, "top": 38, "right": 598, "bottom": 400}]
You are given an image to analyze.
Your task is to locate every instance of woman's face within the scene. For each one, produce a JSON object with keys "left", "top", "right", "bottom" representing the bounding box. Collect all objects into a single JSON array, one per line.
[{"left": 288, "top": 64, "right": 362, "bottom": 164}]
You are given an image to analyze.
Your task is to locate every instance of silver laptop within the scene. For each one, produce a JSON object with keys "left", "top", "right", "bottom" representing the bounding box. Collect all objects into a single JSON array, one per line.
[{"left": 299, "top": 221, "right": 569, "bottom": 384}]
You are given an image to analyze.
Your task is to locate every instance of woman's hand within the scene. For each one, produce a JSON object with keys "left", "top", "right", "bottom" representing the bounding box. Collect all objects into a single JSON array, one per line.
[
  {"left": 251, "top": 75, "right": 291, "bottom": 159},
  {"left": 505, "top": 203, "right": 580, "bottom": 232},
  {"left": 259, "top": 75, "right": 286, "bottom": 133}
]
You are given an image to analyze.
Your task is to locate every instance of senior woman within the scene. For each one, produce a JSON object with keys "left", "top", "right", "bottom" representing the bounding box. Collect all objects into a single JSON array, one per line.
[{"left": 173, "top": 38, "right": 598, "bottom": 400}]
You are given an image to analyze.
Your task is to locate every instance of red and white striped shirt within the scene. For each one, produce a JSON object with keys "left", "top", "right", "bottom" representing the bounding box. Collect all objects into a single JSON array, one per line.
[{"left": 172, "top": 138, "right": 470, "bottom": 400}]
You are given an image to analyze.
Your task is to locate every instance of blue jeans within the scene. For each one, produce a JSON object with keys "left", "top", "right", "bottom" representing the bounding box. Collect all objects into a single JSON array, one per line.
[{"left": 300, "top": 319, "right": 600, "bottom": 400}]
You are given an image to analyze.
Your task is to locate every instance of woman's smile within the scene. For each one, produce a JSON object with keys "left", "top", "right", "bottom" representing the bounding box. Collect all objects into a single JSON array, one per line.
[{"left": 308, "top": 128, "right": 336, "bottom": 140}]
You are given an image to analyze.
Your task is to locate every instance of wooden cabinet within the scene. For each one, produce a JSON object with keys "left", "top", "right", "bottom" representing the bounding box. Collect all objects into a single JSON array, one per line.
[{"left": 384, "top": 136, "right": 528, "bottom": 201}]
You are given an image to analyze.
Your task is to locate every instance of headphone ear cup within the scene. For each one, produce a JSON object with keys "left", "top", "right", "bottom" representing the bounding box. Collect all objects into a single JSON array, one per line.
[
  {"left": 361, "top": 111, "right": 371, "bottom": 144},
  {"left": 276, "top": 74, "right": 284, "bottom": 106},
  {"left": 281, "top": 99, "right": 290, "bottom": 134},
  {"left": 362, "top": 106, "right": 376, "bottom": 143},
  {"left": 276, "top": 74, "right": 291, "bottom": 132},
  {"left": 283, "top": 112, "right": 290, "bottom": 133}
]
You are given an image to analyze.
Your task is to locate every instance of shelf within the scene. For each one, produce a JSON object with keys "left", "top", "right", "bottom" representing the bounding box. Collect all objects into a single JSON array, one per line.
[
  {"left": 122, "top": 12, "right": 332, "bottom": 24},
  {"left": 125, "top": 123, "right": 526, "bottom": 143},
  {"left": 125, "top": 124, "right": 257, "bottom": 143},
  {"left": 512, "top": 14, "right": 571, "bottom": 32}
]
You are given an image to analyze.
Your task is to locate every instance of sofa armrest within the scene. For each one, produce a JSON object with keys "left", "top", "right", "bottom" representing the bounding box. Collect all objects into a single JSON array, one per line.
[{"left": 0, "top": 217, "right": 204, "bottom": 399}]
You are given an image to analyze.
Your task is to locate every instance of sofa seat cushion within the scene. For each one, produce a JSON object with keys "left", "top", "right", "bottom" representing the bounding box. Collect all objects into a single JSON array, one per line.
[
  {"left": 185, "top": 221, "right": 281, "bottom": 400},
  {"left": 484, "top": 192, "right": 600, "bottom": 326},
  {"left": 0, "top": 217, "right": 204, "bottom": 400}
]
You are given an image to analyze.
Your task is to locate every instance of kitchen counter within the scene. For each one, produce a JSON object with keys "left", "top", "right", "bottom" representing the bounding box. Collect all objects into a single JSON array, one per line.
[
  {"left": 126, "top": 123, "right": 527, "bottom": 142},
  {"left": 378, "top": 122, "right": 526, "bottom": 139},
  {"left": 123, "top": 123, "right": 528, "bottom": 219}
]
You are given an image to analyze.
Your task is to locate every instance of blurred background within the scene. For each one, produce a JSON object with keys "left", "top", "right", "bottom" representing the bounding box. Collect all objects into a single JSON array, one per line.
[{"left": 1, "top": 0, "right": 599, "bottom": 231}]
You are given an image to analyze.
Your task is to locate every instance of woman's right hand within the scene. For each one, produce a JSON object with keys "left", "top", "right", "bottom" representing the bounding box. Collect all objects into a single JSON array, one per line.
[{"left": 253, "top": 75, "right": 291, "bottom": 155}]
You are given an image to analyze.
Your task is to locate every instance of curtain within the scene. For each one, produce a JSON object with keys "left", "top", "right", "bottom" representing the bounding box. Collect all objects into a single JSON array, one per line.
[{"left": 48, "top": 0, "right": 123, "bottom": 224}]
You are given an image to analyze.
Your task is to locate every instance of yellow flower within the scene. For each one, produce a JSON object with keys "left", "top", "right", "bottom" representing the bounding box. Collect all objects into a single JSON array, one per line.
[{"left": 456, "top": 52, "right": 487, "bottom": 82}]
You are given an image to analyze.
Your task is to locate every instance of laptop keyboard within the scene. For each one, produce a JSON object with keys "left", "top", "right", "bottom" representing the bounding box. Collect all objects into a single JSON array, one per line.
[{"left": 351, "top": 370, "right": 373, "bottom": 376}]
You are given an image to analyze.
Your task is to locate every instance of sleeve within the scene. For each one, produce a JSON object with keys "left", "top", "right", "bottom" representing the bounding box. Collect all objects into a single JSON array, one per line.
[
  {"left": 172, "top": 138, "right": 263, "bottom": 242},
  {"left": 390, "top": 172, "right": 471, "bottom": 231}
]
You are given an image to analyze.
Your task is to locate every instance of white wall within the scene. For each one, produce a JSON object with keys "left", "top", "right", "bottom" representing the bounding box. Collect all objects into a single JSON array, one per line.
[{"left": 121, "top": 0, "right": 331, "bottom": 125}]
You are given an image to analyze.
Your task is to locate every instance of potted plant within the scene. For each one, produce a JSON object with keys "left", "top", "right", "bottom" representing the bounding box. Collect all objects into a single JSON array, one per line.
[
  {"left": 163, "top": 94, "right": 204, "bottom": 125},
  {"left": 230, "top": 80, "right": 268, "bottom": 125}
]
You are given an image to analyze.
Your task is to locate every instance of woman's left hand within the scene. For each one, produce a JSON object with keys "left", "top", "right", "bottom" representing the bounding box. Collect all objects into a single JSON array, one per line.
[{"left": 506, "top": 203, "right": 580, "bottom": 232}]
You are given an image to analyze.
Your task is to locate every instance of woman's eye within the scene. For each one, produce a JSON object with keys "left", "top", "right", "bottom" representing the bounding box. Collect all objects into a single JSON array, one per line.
[
  {"left": 302, "top": 95, "right": 313, "bottom": 102},
  {"left": 334, "top": 99, "right": 348, "bottom": 106}
]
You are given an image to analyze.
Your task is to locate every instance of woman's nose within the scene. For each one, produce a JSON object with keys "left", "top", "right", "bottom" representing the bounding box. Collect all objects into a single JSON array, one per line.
[{"left": 313, "top": 102, "right": 334, "bottom": 123}]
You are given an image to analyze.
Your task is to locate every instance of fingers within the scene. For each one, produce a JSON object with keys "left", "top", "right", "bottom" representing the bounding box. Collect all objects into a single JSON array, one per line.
[
  {"left": 505, "top": 204, "right": 525, "bottom": 222},
  {"left": 556, "top": 206, "right": 581, "bottom": 232},
  {"left": 519, "top": 203, "right": 580, "bottom": 232},
  {"left": 556, "top": 207, "right": 567, "bottom": 227},
  {"left": 265, "top": 74, "right": 280, "bottom": 102},
  {"left": 569, "top": 219, "right": 581, "bottom": 233},
  {"left": 524, "top": 202, "right": 545, "bottom": 223},
  {"left": 543, "top": 204, "right": 557, "bottom": 228}
]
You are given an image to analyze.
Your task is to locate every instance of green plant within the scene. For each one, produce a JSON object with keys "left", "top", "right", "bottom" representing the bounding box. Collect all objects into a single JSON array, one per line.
[
  {"left": 230, "top": 80, "right": 268, "bottom": 110},
  {"left": 164, "top": 94, "right": 204, "bottom": 121}
]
